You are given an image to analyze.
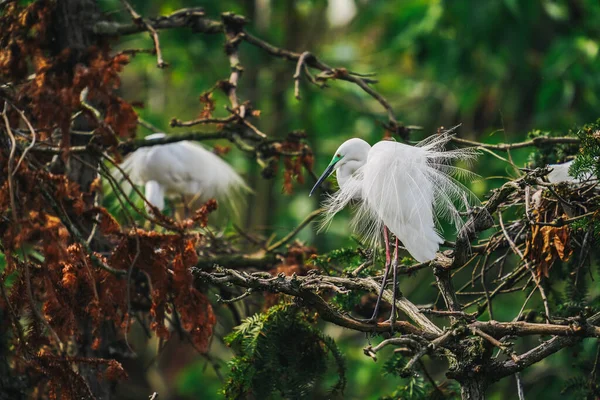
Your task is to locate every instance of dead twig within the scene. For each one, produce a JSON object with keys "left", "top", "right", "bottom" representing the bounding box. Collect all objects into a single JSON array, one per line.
[
  {"left": 294, "top": 51, "right": 312, "bottom": 100},
  {"left": 120, "top": 0, "right": 167, "bottom": 68}
]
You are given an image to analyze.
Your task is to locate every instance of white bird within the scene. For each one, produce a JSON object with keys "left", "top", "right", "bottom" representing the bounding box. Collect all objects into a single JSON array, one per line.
[
  {"left": 547, "top": 160, "right": 578, "bottom": 184},
  {"left": 117, "top": 133, "right": 250, "bottom": 221},
  {"left": 310, "top": 132, "right": 478, "bottom": 322},
  {"left": 546, "top": 160, "right": 597, "bottom": 184}
]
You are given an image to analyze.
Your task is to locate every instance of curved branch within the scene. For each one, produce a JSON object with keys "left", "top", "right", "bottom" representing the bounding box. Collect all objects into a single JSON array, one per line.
[
  {"left": 194, "top": 267, "right": 439, "bottom": 337},
  {"left": 451, "top": 136, "right": 580, "bottom": 151},
  {"left": 490, "top": 313, "right": 600, "bottom": 381}
]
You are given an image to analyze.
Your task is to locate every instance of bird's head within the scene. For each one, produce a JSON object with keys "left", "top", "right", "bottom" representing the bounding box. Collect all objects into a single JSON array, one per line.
[{"left": 309, "top": 138, "right": 370, "bottom": 196}]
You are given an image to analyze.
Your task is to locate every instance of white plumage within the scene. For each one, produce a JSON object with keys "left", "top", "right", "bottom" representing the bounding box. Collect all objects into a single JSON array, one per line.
[
  {"left": 312, "top": 133, "right": 478, "bottom": 262},
  {"left": 547, "top": 160, "right": 577, "bottom": 184},
  {"left": 117, "top": 133, "right": 250, "bottom": 219}
]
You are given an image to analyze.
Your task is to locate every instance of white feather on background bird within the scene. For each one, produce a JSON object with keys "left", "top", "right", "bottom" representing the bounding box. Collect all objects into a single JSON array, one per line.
[
  {"left": 312, "top": 133, "right": 479, "bottom": 262},
  {"left": 545, "top": 160, "right": 597, "bottom": 184},
  {"left": 546, "top": 160, "right": 578, "bottom": 184},
  {"left": 116, "top": 133, "right": 250, "bottom": 220}
]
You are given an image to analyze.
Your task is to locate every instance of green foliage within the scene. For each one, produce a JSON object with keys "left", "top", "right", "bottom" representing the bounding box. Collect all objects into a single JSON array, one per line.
[
  {"left": 570, "top": 119, "right": 600, "bottom": 181},
  {"left": 527, "top": 128, "right": 580, "bottom": 166},
  {"left": 0, "top": 251, "right": 18, "bottom": 292},
  {"left": 310, "top": 247, "right": 385, "bottom": 312},
  {"left": 309, "top": 247, "right": 370, "bottom": 275},
  {"left": 560, "top": 355, "right": 600, "bottom": 400},
  {"left": 223, "top": 304, "right": 346, "bottom": 399},
  {"left": 561, "top": 376, "right": 591, "bottom": 399},
  {"left": 380, "top": 354, "right": 460, "bottom": 400}
]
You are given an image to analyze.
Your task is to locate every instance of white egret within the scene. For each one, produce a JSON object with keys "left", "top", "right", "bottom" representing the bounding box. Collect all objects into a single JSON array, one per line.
[
  {"left": 547, "top": 160, "right": 578, "bottom": 184},
  {"left": 310, "top": 131, "right": 478, "bottom": 323},
  {"left": 117, "top": 133, "right": 250, "bottom": 221},
  {"left": 546, "top": 160, "right": 597, "bottom": 184}
]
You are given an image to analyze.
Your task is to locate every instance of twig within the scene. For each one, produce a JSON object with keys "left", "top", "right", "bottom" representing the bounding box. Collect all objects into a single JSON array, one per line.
[
  {"left": 266, "top": 208, "right": 322, "bottom": 251},
  {"left": 0, "top": 280, "right": 27, "bottom": 356},
  {"left": 10, "top": 104, "right": 37, "bottom": 176},
  {"left": 41, "top": 187, "right": 127, "bottom": 277},
  {"left": 170, "top": 115, "right": 237, "bottom": 128},
  {"left": 222, "top": 13, "right": 246, "bottom": 118},
  {"left": 494, "top": 313, "right": 600, "bottom": 380},
  {"left": 516, "top": 372, "right": 525, "bottom": 400},
  {"left": 363, "top": 337, "right": 424, "bottom": 361},
  {"left": 405, "top": 329, "right": 455, "bottom": 370},
  {"left": 138, "top": 118, "right": 162, "bottom": 133},
  {"left": 417, "top": 359, "right": 446, "bottom": 398},
  {"left": 532, "top": 211, "right": 596, "bottom": 227},
  {"left": 471, "top": 327, "right": 519, "bottom": 363},
  {"left": 451, "top": 136, "right": 580, "bottom": 151},
  {"left": 590, "top": 341, "right": 600, "bottom": 392},
  {"left": 514, "top": 286, "right": 536, "bottom": 322},
  {"left": 481, "top": 255, "right": 493, "bottom": 320},
  {"left": 350, "top": 260, "right": 373, "bottom": 277},
  {"left": 2, "top": 103, "right": 18, "bottom": 223},
  {"left": 294, "top": 51, "right": 312, "bottom": 100},
  {"left": 198, "top": 267, "right": 441, "bottom": 336},
  {"left": 498, "top": 211, "right": 551, "bottom": 322},
  {"left": 120, "top": 0, "right": 167, "bottom": 68},
  {"left": 22, "top": 256, "right": 65, "bottom": 353},
  {"left": 420, "top": 309, "right": 477, "bottom": 320},
  {"left": 216, "top": 289, "right": 253, "bottom": 304}
]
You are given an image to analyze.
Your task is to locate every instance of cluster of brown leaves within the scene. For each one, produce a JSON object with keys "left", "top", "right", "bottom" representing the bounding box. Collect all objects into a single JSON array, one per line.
[
  {"left": 1, "top": 155, "right": 217, "bottom": 396},
  {"left": 110, "top": 231, "right": 216, "bottom": 352},
  {"left": 198, "top": 91, "right": 216, "bottom": 120},
  {"left": 0, "top": 159, "right": 132, "bottom": 397},
  {"left": 524, "top": 197, "right": 574, "bottom": 280},
  {"left": 525, "top": 219, "right": 573, "bottom": 280},
  {"left": 1, "top": 0, "right": 137, "bottom": 154},
  {"left": 29, "top": 355, "right": 127, "bottom": 399},
  {"left": 0, "top": 2, "right": 223, "bottom": 397},
  {"left": 278, "top": 132, "right": 314, "bottom": 194},
  {"left": 0, "top": 0, "right": 53, "bottom": 81},
  {"left": 19, "top": 48, "right": 138, "bottom": 149}
]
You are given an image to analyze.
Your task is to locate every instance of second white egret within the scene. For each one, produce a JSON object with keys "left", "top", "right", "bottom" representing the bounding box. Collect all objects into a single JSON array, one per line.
[
  {"left": 117, "top": 133, "right": 250, "bottom": 221},
  {"left": 546, "top": 160, "right": 597, "bottom": 184},
  {"left": 310, "top": 131, "right": 478, "bottom": 323}
]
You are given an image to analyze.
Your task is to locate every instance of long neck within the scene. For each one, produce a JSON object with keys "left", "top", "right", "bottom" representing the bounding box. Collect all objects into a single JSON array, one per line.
[{"left": 336, "top": 159, "right": 366, "bottom": 189}]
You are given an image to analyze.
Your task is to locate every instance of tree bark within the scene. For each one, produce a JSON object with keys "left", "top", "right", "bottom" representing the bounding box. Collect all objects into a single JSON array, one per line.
[
  {"left": 460, "top": 378, "right": 488, "bottom": 400},
  {"left": 53, "top": 1, "right": 115, "bottom": 399}
]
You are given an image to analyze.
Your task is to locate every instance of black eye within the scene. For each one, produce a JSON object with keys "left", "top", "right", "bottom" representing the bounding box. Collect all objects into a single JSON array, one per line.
[{"left": 336, "top": 153, "right": 341, "bottom": 157}]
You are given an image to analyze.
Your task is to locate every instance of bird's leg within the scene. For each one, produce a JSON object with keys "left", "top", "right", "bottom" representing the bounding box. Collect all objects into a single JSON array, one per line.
[
  {"left": 360, "top": 226, "right": 392, "bottom": 324},
  {"left": 385, "top": 238, "right": 400, "bottom": 332}
]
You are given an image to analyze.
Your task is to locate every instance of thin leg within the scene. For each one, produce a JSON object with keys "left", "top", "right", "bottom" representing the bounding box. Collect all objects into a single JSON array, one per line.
[
  {"left": 361, "top": 226, "right": 392, "bottom": 323},
  {"left": 386, "top": 238, "right": 400, "bottom": 331}
]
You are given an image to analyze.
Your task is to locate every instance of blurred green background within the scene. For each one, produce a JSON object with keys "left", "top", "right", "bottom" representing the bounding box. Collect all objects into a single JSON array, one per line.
[{"left": 97, "top": 0, "right": 600, "bottom": 398}]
